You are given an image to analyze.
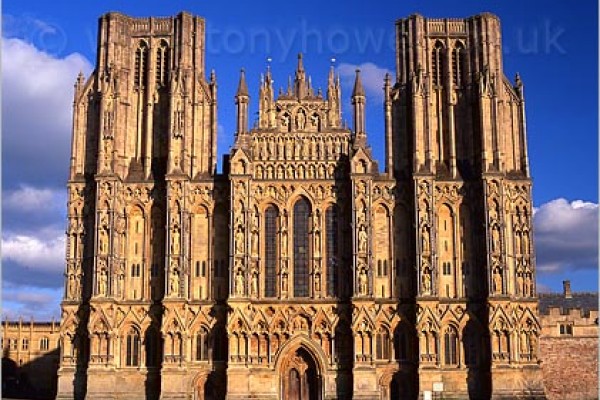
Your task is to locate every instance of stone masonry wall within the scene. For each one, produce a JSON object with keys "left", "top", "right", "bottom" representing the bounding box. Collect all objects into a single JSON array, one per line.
[{"left": 540, "top": 337, "right": 598, "bottom": 400}]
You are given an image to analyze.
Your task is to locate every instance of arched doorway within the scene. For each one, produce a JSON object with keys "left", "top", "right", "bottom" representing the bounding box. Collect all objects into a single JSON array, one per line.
[{"left": 281, "top": 347, "right": 320, "bottom": 400}]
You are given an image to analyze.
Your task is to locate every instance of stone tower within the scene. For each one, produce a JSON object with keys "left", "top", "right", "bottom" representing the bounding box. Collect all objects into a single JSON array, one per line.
[
  {"left": 57, "top": 11, "right": 545, "bottom": 400},
  {"left": 390, "top": 14, "right": 544, "bottom": 397},
  {"left": 57, "top": 12, "right": 227, "bottom": 399}
]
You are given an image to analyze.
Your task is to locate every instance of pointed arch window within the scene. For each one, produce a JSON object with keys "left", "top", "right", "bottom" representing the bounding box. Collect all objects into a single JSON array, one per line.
[
  {"left": 293, "top": 198, "right": 310, "bottom": 297},
  {"left": 444, "top": 326, "right": 458, "bottom": 365},
  {"left": 452, "top": 41, "right": 466, "bottom": 87},
  {"left": 432, "top": 41, "right": 445, "bottom": 87},
  {"left": 326, "top": 206, "right": 338, "bottom": 297},
  {"left": 196, "top": 327, "right": 210, "bottom": 361},
  {"left": 376, "top": 328, "right": 391, "bottom": 360},
  {"left": 156, "top": 40, "right": 169, "bottom": 87},
  {"left": 264, "top": 206, "right": 279, "bottom": 297},
  {"left": 134, "top": 41, "right": 149, "bottom": 89},
  {"left": 126, "top": 328, "right": 141, "bottom": 366}
]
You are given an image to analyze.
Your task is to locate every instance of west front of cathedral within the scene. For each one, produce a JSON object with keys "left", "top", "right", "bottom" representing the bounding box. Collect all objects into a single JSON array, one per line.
[{"left": 57, "top": 11, "right": 545, "bottom": 400}]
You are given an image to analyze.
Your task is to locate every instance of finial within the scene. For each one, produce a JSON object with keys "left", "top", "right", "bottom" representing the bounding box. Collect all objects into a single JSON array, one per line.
[
  {"left": 237, "top": 68, "right": 249, "bottom": 97},
  {"left": 210, "top": 69, "right": 216, "bottom": 84},
  {"left": 266, "top": 57, "right": 272, "bottom": 76},
  {"left": 297, "top": 52, "right": 304, "bottom": 72},
  {"left": 515, "top": 72, "right": 522, "bottom": 87},
  {"left": 352, "top": 68, "right": 365, "bottom": 97}
]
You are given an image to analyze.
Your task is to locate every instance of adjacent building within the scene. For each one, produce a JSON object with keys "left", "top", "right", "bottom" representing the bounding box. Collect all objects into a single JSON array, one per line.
[{"left": 538, "top": 281, "right": 598, "bottom": 400}]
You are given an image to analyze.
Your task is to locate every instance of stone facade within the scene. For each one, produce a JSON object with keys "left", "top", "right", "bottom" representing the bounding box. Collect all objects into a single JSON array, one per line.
[
  {"left": 538, "top": 284, "right": 598, "bottom": 400},
  {"left": 1, "top": 319, "right": 60, "bottom": 399},
  {"left": 54, "top": 11, "right": 546, "bottom": 400}
]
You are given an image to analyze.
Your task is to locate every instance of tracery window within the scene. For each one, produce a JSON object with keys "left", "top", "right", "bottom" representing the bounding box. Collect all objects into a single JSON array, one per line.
[
  {"left": 444, "top": 326, "right": 458, "bottom": 365},
  {"left": 293, "top": 198, "right": 310, "bottom": 297},
  {"left": 376, "top": 328, "right": 390, "bottom": 360},
  {"left": 126, "top": 328, "right": 141, "bottom": 366},
  {"left": 452, "top": 41, "right": 465, "bottom": 87},
  {"left": 196, "top": 327, "right": 209, "bottom": 361},
  {"left": 40, "top": 337, "right": 50, "bottom": 351},
  {"left": 326, "top": 206, "right": 338, "bottom": 297},
  {"left": 432, "top": 41, "right": 445, "bottom": 87},
  {"left": 264, "top": 206, "right": 278, "bottom": 297},
  {"left": 155, "top": 40, "right": 169, "bottom": 87},
  {"left": 134, "top": 41, "right": 149, "bottom": 89}
]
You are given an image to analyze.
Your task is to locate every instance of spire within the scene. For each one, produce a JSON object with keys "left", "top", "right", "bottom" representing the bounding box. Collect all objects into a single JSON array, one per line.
[
  {"left": 328, "top": 65, "right": 335, "bottom": 88},
  {"left": 294, "top": 53, "right": 307, "bottom": 99},
  {"left": 236, "top": 68, "right": 249, "bottom": 97},
  {"left": 296, "top": 52, "right": 305, "bottom": 73},
  {"left": 235, "top": 69, "right": 248, "bottom": 135},
  {"left": 352, "top": 69, "right": 366, "bottom": 135},
  {"left": 352, "top": 69, "right": 365, "bottom": 97},
  {"left": 77, "top": 70, "right": 85, "bottom": 86},
  {"left": 515, "top": 72, "right": 524, "bottom": 99}
]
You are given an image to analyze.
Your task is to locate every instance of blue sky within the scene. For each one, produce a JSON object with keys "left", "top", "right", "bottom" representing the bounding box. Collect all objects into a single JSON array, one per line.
[{"left": 2, "top": 0, "right": 598, "bottom": 320}]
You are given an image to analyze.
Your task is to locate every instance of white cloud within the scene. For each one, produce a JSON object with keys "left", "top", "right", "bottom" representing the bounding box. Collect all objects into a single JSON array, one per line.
[
  {"left": 2, "top": 230, "right": 65, "bottom": 274},
  {"left": 533, "top": 198, "right": 598, "bottom": 273},
  {"left": 2, "top": 37, "right": 93, "bottom": 188},
  {"left": 3, "top": 184, "right": 62, "bottom": 212},
  {"left": 337, "top": 62, "right": 392, "bottom": 103}
]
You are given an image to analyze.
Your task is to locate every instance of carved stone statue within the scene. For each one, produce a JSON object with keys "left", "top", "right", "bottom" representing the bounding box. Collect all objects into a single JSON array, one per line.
[
  {"left": 68, "top": 274, "right": 77, "bottom": 299},
  {"left": 493, "top": 267, "right": 503, "bottom": 294},
  {"left": 99, "top": 227, "right": 109, "bottom": 254},
  {"left": 235, "top": 270, "right": 245, "bottom": 296},
  {"left": 98, "top": 268, "right": 107, "bottom": 296},
  {"left": 282, "top": 271, "right": 288, "bottom": 293},
  {"left": 235, "top": 227, "right": 245, "bottom": 253},
  {"left": 170, "top": 269, "right": 179, "bottom": 296},
  {"left": 251, "top": 271, "right": 258, "bottom": 297},
  {"left": 491, "top": 225, "right": 500, "bottom": 253},
  {"left": 516, "top": 272, "right": 524, "bottom": 296},
  {"left": 421, "top": 225, "right": 430, "bottom": 253},
  {"left": 358, "top": 225, "right": 368, "bottom": 253},
  {"left": 296, "top": 109, "right": 306, "bottom": 130},
  {"left": 358, "top": 268, "right": 368, "bottom": 295},
  {"left": 251, "top": 230, "right": 259, "bottom": 256},
  {"left": 421, "top": 264, "right": 431, "bottom": 294},
  {"left": 171, "top": 226, "right": 180, "bottom": 254},
  {"left": 117, "top": 269, "right": 124, "bottom": 298}
]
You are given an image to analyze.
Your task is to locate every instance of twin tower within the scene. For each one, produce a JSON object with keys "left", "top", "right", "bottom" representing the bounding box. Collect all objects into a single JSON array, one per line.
[{"left": 58, "top": 11, "right": 545, "bottom": 400}]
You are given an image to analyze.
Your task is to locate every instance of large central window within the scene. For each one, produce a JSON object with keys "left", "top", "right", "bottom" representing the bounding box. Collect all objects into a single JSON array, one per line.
[
  {"left": 293, "top": 198, "right": 310, "bottom": 297},
  {"left": 264, "top": 206, "right": 278, "bottom": 297}
]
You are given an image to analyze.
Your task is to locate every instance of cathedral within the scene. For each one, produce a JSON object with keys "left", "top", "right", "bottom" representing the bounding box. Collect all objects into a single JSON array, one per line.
[{"left": 57, "top": 11, "right": 546, "bottom": 400}]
